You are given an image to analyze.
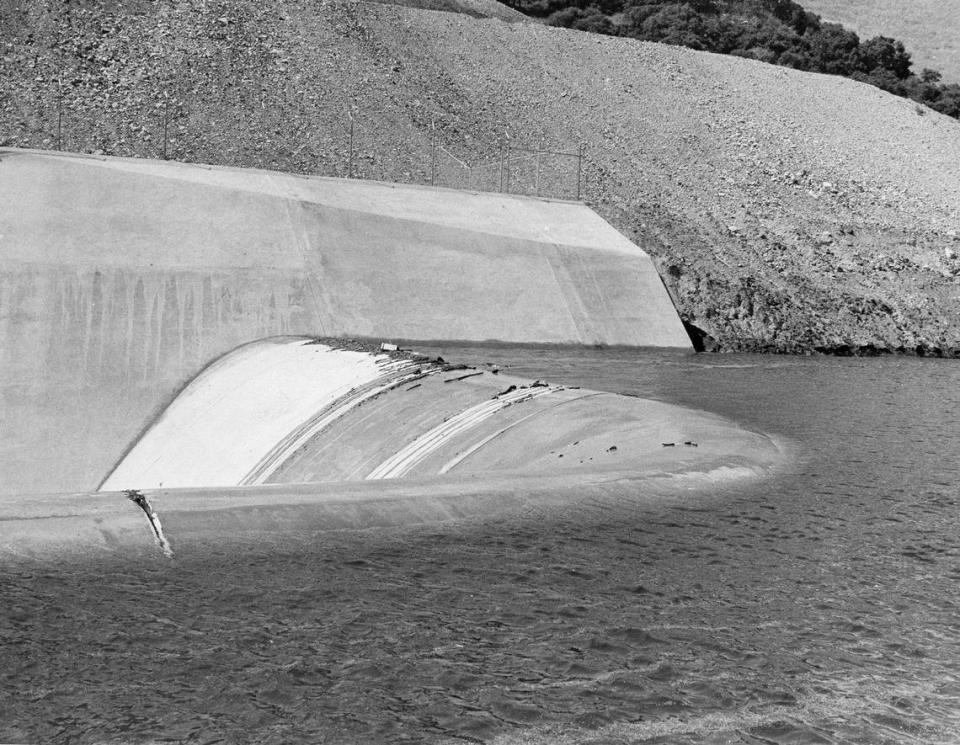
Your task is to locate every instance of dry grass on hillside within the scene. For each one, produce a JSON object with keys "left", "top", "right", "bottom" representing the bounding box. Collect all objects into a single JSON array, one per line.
[
  {"left": 3, "top": 0, "right": 960, "bottom": 354},
  {"left": 801, "top": 0, "right": 960, "bottom": 83}
]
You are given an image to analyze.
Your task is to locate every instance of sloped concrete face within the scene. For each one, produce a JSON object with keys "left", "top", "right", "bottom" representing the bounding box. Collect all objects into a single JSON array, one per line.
[
  {"left": 0, "top": 147, "right": 689, "bottom": 345},
  {"left": 0, "top": 148, "right": 690, "bottom": 498}
]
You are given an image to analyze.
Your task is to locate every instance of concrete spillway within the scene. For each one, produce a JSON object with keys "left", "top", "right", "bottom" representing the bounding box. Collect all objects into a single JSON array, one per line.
[
  {"left": 0, "top": 147, "right": 690, "bottom": 499},
  {"left": 0, "top": 149, "right": 783, "bottom": 562}
]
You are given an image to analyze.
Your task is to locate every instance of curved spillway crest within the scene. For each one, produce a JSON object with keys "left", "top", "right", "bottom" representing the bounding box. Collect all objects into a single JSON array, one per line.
[
  {"left": 100, "top": 338, "right": 783, "bottom": 492},
  {"left": 100, "top": 339, "right": 437, "bottom": 490}
]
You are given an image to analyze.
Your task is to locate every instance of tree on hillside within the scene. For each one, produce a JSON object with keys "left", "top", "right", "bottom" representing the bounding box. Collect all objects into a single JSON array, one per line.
[
  {"left": 549, "top": 5, "right": 615, "bottom": 33},
  {"left": 807, "top": 23, "right": 859, "bottom": 76},
  {"left": 516, "top": 0, "right": 960, "bottom": 122},
  {"left": 856, "top": 36, "right": 912, "bottom": 79},
  {"left": 629, "top": 4, "right": 716, "bottom": 50}
]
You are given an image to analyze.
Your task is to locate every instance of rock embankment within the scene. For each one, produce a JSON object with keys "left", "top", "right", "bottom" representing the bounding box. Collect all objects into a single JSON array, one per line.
[{"left": 3, "top": 0, "right": 959, "bottom": 354}]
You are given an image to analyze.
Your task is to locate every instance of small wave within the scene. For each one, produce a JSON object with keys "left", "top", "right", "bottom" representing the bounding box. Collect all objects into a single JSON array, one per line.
[{"left": 483, "top": 684, "right": 955, "bottom": 745}]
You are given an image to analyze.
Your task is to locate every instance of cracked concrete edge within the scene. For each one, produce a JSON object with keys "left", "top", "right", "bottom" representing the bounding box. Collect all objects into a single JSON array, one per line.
[{"left": 123, "top": 490, "right": 174, "bottom": 558}]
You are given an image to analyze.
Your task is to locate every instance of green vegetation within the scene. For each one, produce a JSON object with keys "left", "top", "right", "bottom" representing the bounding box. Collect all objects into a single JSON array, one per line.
[
  {"left": 802, "top": 0, "right": 960, "bottom": 84},
  {"left": 506, "top": 0, "right": 960, "bottom": 118}
]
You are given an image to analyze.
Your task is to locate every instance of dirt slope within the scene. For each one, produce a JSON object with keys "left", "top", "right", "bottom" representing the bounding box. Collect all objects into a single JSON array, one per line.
[
  {"left": 3, "top": 0, "right": 960, "bottom": 354},
  {"left": 801, "top": 0, "right": 960, "bottom": 83}
]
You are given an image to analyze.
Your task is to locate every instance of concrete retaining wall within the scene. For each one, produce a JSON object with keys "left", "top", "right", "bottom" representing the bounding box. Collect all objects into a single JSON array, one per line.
[{"left": 0, "top": 148, "right": 690, "bottom": 497}]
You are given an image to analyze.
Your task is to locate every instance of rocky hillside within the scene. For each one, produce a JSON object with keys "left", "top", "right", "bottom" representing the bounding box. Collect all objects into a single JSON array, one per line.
[
  {"left": 3, "top": 0, "right": 960, "bottom": 355},
  {"left": 801, "top": 0, "right": 960, "bottom": 83}
]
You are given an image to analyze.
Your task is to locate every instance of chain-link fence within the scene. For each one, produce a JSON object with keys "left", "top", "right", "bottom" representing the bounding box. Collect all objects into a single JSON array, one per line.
[
  {"left": 16, "top": 85, "right": 588, "bottom": 201},
  {"left": 3, "top": 2, "right": 596, "bottom": 201},
  {"left": 427, "top": 141, "right": 586, "bottom": 201}
]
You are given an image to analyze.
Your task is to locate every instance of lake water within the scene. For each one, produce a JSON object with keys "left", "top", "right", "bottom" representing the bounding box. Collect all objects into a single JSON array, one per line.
[{"left": 3, "top": 348, "right": 960, "bottom": 744}]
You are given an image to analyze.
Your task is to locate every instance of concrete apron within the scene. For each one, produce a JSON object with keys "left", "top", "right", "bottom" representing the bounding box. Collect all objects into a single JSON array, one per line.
[{"left": 0, "top": 451, "right": 787, "bottom": 563}]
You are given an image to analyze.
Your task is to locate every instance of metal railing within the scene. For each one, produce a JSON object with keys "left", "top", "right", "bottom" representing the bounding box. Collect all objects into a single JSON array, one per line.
[{"left": 425, "top": 140, "right": 586, "bottom": 201}]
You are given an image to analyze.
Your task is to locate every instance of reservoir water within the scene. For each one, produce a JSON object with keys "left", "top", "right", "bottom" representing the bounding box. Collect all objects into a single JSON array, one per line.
[{"left": 2, "top": 349, "right": 959, "bottom": 744}]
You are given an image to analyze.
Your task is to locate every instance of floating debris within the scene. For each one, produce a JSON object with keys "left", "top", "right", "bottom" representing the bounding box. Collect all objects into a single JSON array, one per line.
[{"left": 444, "top": 371, "right": 484, "bottom": 383}]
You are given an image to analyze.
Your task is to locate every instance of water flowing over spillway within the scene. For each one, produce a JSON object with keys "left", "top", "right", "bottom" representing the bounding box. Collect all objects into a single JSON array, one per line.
[
  {"left": 3, "top": 337, "right": 785, "bottom": 561},
  {"left": 0, "top": 147, "right": 691, "bottom": 499},
  {"left": 101, "top": 338, "right": 782, "bottom": 494}
]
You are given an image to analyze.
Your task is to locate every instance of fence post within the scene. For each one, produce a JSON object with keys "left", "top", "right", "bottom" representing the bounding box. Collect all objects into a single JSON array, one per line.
[
  {"left": 504, "top": 145, "right": 511, "bottom": 194},
  {"left": 498, "top": 144, "right": 504, "bottom": 192},
  {"left": 162, "top": 95, "right": 169, "bottom": 160},
  {"left": 429, "top": 118, "right": 438, "bottom": 186},
  {"left": 576, "top": 142, "right": 584, "bottom": 201},
  {"left": 535, "top": 147, "right": 542, "bottom": 197},
  {"left": 56, "top": 75, "right": 63, "bottom": 152},
  {"left": 348, "top": 111, "right": 354, "bottom": 178}
]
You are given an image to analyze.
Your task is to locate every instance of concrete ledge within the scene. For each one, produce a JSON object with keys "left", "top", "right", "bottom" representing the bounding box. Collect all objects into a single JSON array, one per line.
[{"left": 0, "top": 439, "right": 787, "bottom": 562}]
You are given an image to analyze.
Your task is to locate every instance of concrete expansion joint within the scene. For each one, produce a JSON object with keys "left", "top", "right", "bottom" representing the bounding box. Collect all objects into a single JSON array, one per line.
[{"left": 124, "top": 489, "right": 173, "bottom": 558}]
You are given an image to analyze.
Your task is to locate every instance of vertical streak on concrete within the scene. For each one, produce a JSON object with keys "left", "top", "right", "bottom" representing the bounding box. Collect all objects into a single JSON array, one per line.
[
  {"left": 152, "top": 276, "right": 166, "bottom": 383},
  {"left": 96, "top": 270, "right": 109, "bottom": 378},
  {"left": 55, "top": 272, "right": 75, "bottom": 390},
  {"left": 211, "top": 275, "right": 222, "bottom": 341},
  {"left": 200, "top": 276, "right": 212, "bottom": 368},
  {"left": 26, "top": 270, "right": 38, "bottom": 391},
  {"left": 133, "top": 277, "right": 146, "bottom": 384},
  {"left": 543, "top": 247, "right": 598, "bottom": 344},
  {"left": 175, "top": 274, "right": 184, "bottom": 373},
  {"left": 0, "top": 274, "right": 9, "bottom": 383},
  {"left": 193, "top": 277, "right": 203, "bottom": 373},
  {"left": 82, "top": 270, "right": 94, "bottom": 381},
  {"left": 124, "top": 273, "right": 134, "bottom": 380},
  {"left": 570, "top": 248, "right": 613, "bottom": 341},
  {"left": 140, "top": 278, "right": 151, "bottom": 384}
]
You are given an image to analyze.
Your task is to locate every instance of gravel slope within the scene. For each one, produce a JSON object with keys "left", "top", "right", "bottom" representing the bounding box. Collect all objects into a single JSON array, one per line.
[{"left": 3, "top": 0, "right": 960, "bottom": 354}]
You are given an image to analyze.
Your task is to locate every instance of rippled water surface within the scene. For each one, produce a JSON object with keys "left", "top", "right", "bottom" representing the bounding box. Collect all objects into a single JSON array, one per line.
[{"left": 3, "top": 349, "right": 960, "bottom": 744}]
